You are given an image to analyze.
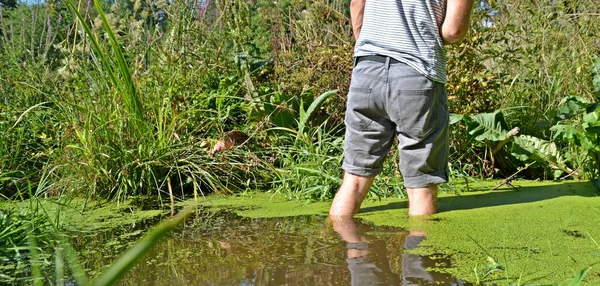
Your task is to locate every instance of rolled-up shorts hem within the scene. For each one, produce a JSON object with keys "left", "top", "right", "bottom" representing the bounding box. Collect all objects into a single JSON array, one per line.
[
  {"left": 342, "top": 162, "right": 382, "bottom": 177},
  {"left": 403, "top": 169, "right": 448, "bottom": 189}
]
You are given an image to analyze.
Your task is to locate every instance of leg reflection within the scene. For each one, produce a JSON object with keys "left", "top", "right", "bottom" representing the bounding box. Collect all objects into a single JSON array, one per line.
[
  {"left": 401, "top": 233, "right": 434, "bottom": 284},
  {"left": 402, "top": 217, "right": 467, "bottom": 286},
  {"left": 331, "top": 216, "right": 467, "bottom": 286},
  {"left": 331, "top": 216, "right": 400, "bottom": 285}
]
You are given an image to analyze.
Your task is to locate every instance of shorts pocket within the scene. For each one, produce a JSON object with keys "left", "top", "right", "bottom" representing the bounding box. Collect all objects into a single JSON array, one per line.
[
  {"left": 345, "top": 87, "right": 374, "bottom": 130},
  {"left": 394, "top": 88, "right": 446, "bottom": 140}
]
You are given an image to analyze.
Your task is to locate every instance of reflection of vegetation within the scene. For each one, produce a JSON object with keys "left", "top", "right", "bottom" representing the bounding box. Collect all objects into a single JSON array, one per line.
[
  {"left": 0, "top": 194, "right": 189, "bottom": 285},
  {"left": 107, "top": 211, "right": 407, "bottom": 285},
  {"left": 0, "top": 206, "right": 54, "bottom": 283}
]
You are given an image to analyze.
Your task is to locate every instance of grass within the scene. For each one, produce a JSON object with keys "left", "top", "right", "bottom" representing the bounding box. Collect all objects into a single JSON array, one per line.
[
  {"left": 0, "top": 0, "right": 598, "bottom": 201},
  {"left": 0, "top": 175, "right": 190, "bottom": 284},
  {"left": 0, "top": 202, "right": 193, "bottom": 285}
]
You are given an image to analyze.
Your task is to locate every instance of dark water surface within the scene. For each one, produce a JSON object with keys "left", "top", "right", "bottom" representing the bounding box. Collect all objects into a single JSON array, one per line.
[{"left": 81, "top": 209, "right": 469, "bottom": 285}]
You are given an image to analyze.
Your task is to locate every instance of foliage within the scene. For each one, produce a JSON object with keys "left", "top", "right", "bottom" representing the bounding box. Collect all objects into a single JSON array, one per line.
[
  {"left": 594, "top": 56, "right": 600, "bottom": 99},
  {"left": 1, "top": 0, "right": 600, "bottom": 199},
  {"left": 447, "top": 0, "right": 600, "bottom": 177},
  {"left": 461, "top": 111, "right": 510, "bottom": 142},
  {"left": 445, "top": 1, "right": 504, "bottom": 115},
  {"left": 269, "top": 90, "right": 345, "bottom": 201},
  {"left": 0, "top": 206, "right": 54, "bottom": 284},
  {"left": 259, "top": 0, "right": 353, "bottom": 123},
  {"left": 453, "top": 110, "right": 572, "bottom": 179},
  {"left": 2, "top": 0, "right": 600, "bottom": 284},
  {"left": 550, "top": 95, "right": 600, "bottom": 180}
]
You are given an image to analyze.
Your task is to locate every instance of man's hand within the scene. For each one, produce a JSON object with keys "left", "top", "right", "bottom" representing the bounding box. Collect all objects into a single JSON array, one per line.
[
  {"left": 441, "top": 0, "right": 475, "bottom": 45},
  {"left": 350, "top": 0, "right": 366, "bottom": 41}
]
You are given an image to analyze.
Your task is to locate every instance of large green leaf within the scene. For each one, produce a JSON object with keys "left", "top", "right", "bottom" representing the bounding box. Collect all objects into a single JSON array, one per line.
[
  {"left": 551, "top": 124, "right": 581, "bottom": 145},
  {"left": 583, "top": 108, "right": 600, "bottom": 130},
  {"left": 449, "top": 113, "right": 464, "bottom": 125},
  {"left": 555, "top": 96, "right": 591, "bottom": 119},
  {"left": 463, "top": 111, "right": 510, "bottom": 142},
  {"left": 511, "top": 135, "right": 569, "bottom": 178},
  {"left": 512, "top": 135, "right": 562, "bottom": 163}
]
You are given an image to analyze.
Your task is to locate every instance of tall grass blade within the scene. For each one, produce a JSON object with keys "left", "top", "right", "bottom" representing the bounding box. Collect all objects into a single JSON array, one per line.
[
  {"left": 64, "top": 0, "right": 118, "bottom": 96},
  {"left": 298, "top": 90, "right": 337, "bottom": 135},
  {"left": 567, "top": 265, "right": 593, "bottom": 286},
  {"left": 91, "top": 0, "right": 145, "bottom": 125},
  {"left": 294, "top": 166, "right": 342, "bottom": 183},
  {"left": 60, "top": 240, "right": 90, "bottom": 285},
  {"left": 90, "top": 208, "right": 193, "bottom": 286},
  {"left": 10, "top": 102, "right": 48, "bottom": 129},
  {"left": 64, "top": 0, "right": 148, "bottom": 138}
]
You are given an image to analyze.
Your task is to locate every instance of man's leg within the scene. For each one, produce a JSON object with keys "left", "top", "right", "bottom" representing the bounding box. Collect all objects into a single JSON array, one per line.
[
  {"left": 406, "top": 185, "right": 438, "bottom": 216},
  {"left": 329, "top": 172, "right": 375, "bottom": 216}
]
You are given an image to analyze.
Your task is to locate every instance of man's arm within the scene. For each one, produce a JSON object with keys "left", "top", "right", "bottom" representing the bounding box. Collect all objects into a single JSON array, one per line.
[
  {"left": 350, "top": 0, "right": 366, "bottom": 41},
  {"left": 441, "top": 0, "right": 475, "bottom": 45}
]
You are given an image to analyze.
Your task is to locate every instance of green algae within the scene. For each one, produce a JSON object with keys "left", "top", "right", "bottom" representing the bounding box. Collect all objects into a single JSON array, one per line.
[
  {"left": 0, "top": 197, "right": 168, "bottom": 283},
  {"left": 5, "top": 179, "right": 597, "bottom": 285},
  {"left": 2, "top": 198, "right": 166, "bottom": 232},
  {"left": 54, "top": 200, "right": 165, "bottom": 233},
  {"left": 190, "top": 179, "right": 600, "bottom": 285}
]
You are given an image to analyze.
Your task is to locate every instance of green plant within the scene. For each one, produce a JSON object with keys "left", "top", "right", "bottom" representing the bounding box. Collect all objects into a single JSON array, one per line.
[
  {"left": 269, "top": 89, "right": 404, "bottom": 200},
  {"left": 0, "top": 206, "right": 54, "bottom": 284},
  {"left": 564, "top": 263, "right": 598, "bottom": 286},
  {"left": 269, "top": 90, "right": 344, "bottom": 200},
  {"left": 550, "top": 75, "right": 600, "bottom": 181},
  {"left": 451, "top": 110, "right": 571, "bottom": 179},
  {"left": 473, "top": 256, "right": 505, "bottom": 285},
  {"left": 51, "top": 0, "right": 271, "bottom": 203}
]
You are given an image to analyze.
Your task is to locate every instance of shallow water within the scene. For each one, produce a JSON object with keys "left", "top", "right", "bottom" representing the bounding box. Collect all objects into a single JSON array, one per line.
[{"left": 82, "top": 209, "right": 470, "bottom": 285}]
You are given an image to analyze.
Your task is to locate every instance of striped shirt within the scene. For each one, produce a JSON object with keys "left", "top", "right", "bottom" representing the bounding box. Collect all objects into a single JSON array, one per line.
[{"left": 354, "top": 0, "right": 448, "bottom": 83}]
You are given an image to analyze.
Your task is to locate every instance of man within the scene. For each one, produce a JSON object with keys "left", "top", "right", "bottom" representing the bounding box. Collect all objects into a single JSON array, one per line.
[{"left": 330, "top": 0, "right": 474, "bottom": 217}]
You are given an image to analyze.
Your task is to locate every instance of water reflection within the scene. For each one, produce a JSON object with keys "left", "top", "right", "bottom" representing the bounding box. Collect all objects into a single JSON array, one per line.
[
  {"left": 331, "top": 216, "right": 468, "bottom": 286},
  {"left": 331, "top": 215, "right": 400, "bottom": 285},
  {"left": 79, "top": 210, "right": 468, "bottom": 285}
]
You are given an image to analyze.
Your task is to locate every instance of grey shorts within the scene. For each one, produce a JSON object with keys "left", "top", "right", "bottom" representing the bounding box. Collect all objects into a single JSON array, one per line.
[{"left": 342, "top": 56, "right": 449, "bottom": 188}]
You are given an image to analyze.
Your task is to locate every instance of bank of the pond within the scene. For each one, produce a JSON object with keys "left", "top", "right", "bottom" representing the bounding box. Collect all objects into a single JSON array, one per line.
[
  {"left": 1, "top": 198, "right": 167, "bottom": 232},
  {"left": 192, "top": 179, "right": 600, "bottom": 285},
  {"left": 0, "top": 198, "right": 169, "bottom": 283}
]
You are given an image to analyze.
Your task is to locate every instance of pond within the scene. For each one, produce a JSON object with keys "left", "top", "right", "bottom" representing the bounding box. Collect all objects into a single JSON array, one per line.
[
  {"left": 79, "top": 209, "right": 470, "bottom": 285},
  {"left": 20, "top": 180, "right": 596, "bottom": 285}
]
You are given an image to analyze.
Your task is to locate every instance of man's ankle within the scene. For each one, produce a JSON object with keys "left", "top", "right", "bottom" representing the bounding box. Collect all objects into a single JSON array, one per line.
[{"left": 407, "top": 185, "right": 438, "bottom": 216}]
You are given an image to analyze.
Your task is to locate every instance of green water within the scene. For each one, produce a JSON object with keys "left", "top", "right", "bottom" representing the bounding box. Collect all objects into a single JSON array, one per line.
[
  {"left": 192, "top": 180, "right": 600, "bottom": 285},
  {"left": 3, "top": 179, "right": 599, "bottom": 285},
  {"left": 81, "top": 209, "right": 467, "bottom": 285}
]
